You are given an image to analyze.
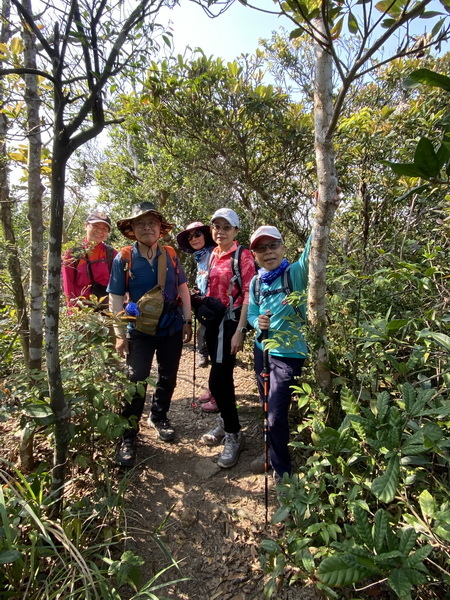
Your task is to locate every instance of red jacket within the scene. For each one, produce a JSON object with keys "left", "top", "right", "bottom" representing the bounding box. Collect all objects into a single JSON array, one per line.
[{"left": 62, "top": 241, "right": 117, "bottom": 308}]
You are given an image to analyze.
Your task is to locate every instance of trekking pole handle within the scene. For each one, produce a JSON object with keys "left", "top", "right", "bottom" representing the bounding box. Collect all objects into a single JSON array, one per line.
[{"left": 262, "top": 311, "right": 271, "bottom": 371}]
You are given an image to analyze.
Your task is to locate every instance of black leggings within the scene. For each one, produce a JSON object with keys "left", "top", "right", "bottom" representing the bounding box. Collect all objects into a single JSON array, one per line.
[{"left": 205, "top": 315, "right": 240, "bottom": 434}]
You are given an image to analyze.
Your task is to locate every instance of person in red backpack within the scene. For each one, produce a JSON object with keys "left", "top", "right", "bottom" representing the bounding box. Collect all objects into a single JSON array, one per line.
[
  {"left": 108, "top": 202, "right": 192, "bottom": 468},
  {"left": 62, "top": 211, "right": 117, "bottom": 311}
]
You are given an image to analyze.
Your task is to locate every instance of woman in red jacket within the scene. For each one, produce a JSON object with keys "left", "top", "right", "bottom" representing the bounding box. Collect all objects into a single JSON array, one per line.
[{"left": 62, "top": 211, "right": 117, "bottom": 310}]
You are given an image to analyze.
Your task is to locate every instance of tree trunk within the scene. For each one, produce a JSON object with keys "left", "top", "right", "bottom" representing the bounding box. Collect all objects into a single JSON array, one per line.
[
  {"left": 309, "top": 17, "right": 338, "bottom": 414},
  {"left": 0, "top": 0, "right": 30, "bottom": 367},
  {"left": 46, "top": 141, "right": 70, "bottom": 517},
  {"left": 22, "top": 0, "right": 45, "bottom": 373}
]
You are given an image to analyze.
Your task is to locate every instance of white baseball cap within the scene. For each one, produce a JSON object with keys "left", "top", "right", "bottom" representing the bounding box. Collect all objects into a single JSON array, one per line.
[
  {"left": 250, "top": 225, "right": 283, "bottom": 249},
  {"left": 211, "top": 208, "right": 240, "bottom": 228}
]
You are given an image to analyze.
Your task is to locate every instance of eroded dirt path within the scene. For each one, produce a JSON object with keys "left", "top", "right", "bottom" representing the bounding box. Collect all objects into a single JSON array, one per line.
[{"left": 120, "top": 343, "right": 320, "bottom": 600}]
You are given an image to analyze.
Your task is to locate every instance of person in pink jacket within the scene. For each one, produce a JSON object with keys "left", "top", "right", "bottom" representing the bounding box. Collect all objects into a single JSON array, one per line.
[{"left": 62, "top": 211, "right": 117, "bottom": 310}]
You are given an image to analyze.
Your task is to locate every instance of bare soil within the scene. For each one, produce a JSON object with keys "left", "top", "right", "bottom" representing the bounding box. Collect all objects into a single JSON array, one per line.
[{"left": 119, "top": 341, "right": 321, "bottom": 600}]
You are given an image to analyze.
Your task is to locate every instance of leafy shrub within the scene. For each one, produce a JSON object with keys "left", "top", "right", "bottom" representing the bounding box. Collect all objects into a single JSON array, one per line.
[{"left": 261, "top": 342, "right": 450, "bottom": 599}]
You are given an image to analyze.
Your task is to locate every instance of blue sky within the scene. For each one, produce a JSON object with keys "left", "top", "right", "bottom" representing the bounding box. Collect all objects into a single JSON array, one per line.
[
  {"left": 160, "top": 0, "right": 292, "bottom": 61},
  {"left": 160, "top": 0, "right": 449, "bottom": 63}
]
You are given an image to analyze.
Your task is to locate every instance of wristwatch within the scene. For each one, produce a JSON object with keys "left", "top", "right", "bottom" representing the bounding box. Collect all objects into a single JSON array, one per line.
[{"left": 237, "top": 326, "right": 248, "bottom": 334}]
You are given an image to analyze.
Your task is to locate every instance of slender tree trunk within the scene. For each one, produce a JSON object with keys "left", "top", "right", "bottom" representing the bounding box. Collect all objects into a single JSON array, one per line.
[
  {"left": 0, "top": 0, "right": 30, "bottom": 367},
  {"left": 46, "top": 140, "right": 70, "bottom": 517},
  {"left": 309, "top": 17, "right": 339, "bottom": 414},
  {"left": 22, "top": 0, "right": 45, "bottom": 373}
]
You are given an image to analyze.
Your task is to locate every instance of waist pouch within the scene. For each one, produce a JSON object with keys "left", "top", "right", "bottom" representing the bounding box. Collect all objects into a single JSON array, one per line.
[
  {"left": 196, "top": 296, "right": 227, "bottom": 328},
  {"left": 136, "top": 285, "right": 165, "bottom": 335}
]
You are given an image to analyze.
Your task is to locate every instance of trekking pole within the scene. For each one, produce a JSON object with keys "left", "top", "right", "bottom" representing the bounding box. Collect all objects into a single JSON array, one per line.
[
  {"left": 192, "top": 315, "right": 198, "bottom": 409},
  {"left": 261, "top": 316, "right": 271, "bottom": 526}
]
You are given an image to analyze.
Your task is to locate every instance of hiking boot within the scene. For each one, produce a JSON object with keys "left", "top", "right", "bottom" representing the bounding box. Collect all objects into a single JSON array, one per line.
[
  {"left": 251, "top": 452, "right": 271, "bottom": 474},
  {"left": 217, "top": 432, "right": 245, "bottom": 468},
  {"left": 149, "top": 418, "right": 175, "bottom": 442},
  {"left": 197, "top": 354, "right": 209, "bottom": 368},
  {"left": 198, "top": 390, "right": 212, "bottom": 403},
  {"left": 115, "top": 438, "right": 136, "bottom": 468},
  {"left": 201, "top": 397, "right": 219, "bottom": 413},
  {"left": 201, "top": 417, "right": 225, "bottom": 446}
]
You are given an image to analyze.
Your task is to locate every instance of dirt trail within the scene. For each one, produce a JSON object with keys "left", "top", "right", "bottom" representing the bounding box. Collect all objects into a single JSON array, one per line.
[{"left": 120, "top": 342, "right": 320, "bottom": 600}]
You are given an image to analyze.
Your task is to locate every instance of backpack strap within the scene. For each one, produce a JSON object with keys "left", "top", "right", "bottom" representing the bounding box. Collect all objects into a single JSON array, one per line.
[
  {"left": 122, "top": 244, "right": 178, "bottom": 292},
  {"left": 83, "top": 243, "right": 115, "bottom": 284},
  {"left": 253, "top": 265, "right": 299, "bottom": 311},
  {"left": 105, "top": 244, "right": 114, "bottom": 271},
  {"left": 121, "top": 245, "right": 134, "bottom": 290},
  {"left": 157, "top": 246, "right": 168, "bottom": 289}
]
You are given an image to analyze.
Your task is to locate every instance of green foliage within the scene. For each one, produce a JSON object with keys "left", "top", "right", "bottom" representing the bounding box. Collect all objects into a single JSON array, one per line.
[
  {"left": 0, "top": 462, "right": 187, "bottom": 599},
  {"left": 97, "top": 50, "right": 315, "bottom": 238},
  {"left": 0, "top": 309, "right": 147, "bottom": 471},
  {"left": 262, "top": 339, "right": 450, "bottom": 598},
  {"left": 386, "top": 67, "right": 450, "bottom": 195},
  {"left": 262, "top": 214, "right": 450, "bottom": 595}
]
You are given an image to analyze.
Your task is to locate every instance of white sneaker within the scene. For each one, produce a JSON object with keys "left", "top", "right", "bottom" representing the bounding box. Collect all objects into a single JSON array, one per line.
[
  {"left": 201, "top": 417, "right": 225, "bottom": 446},
  {"left": 217, "top": 432, "right": 245, "bottom": 468}
]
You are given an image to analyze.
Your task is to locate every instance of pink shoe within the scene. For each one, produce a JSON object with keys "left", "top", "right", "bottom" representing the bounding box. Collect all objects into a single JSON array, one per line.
[
  {"left": 198, "top": 390, "right": 212, "bottom": 403},
  {"left": 201, "top": 397, "right": 219, "bottom": 413}
]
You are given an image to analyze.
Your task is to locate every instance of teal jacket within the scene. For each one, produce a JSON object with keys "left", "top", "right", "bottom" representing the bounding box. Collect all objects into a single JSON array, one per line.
[{"left": 247, "top": 235, "right": 310, "bottom": 358}]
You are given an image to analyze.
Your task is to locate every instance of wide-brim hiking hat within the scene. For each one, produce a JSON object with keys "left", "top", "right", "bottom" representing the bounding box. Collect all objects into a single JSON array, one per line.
[
  {"left": 116, "top": 201, "right": 174, "bottom": 240},
  {"left": 86, "top": 210, "right": 111, "bottom": 229},
  {"left": 250, "top": 225, "right": 283, "bottom": 249},
  {"left": 211, "top": 208, "right": 240, "bottom": 228},
  {"left": 176, "top": 221, "right": 216, "bottom": 253}
]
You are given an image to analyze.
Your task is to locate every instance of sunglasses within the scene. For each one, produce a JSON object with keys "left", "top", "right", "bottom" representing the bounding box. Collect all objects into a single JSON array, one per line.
[
  {"left": 188, "top": 231, "right": 203, "bottom": 241},
  {"left": 211, "top": 223, "right": 234, "bottom": 232},
  {"left": 253, "top": 240, "right": 283, "bottom": 253}
]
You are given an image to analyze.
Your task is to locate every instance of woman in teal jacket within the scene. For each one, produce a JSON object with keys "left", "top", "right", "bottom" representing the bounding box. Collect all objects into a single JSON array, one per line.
[{"left": 247, "top": 225, "right": 310, "bottom": 480}]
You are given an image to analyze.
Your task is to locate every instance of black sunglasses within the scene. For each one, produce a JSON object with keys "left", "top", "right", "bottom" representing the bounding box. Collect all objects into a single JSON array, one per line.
[{"left": 188, "top": 231, "right": 203, "bottom": 241}]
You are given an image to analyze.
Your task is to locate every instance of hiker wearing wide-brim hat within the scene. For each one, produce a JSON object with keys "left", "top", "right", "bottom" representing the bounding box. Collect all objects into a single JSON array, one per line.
[
  {"left": 108, "top": 200, "right": 192, "bottom": 468},
  {"left": 177, "top": 221, "right": 217, "bottom": 404},
  {"left": 176, "top": 221, "right": 216, "bottom": 253},
  {"left": 116, "top": 201, "right": 174, "bottom": 241}
]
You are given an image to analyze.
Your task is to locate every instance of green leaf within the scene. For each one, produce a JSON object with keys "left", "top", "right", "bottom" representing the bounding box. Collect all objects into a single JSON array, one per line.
[
  {"left": 376, "top": 391, "right": 390, "bottom": 420},
  {"left": 388, "top": 568, "right": 413, "bottom": 599},
  {"left": 413, "top": 137, "right": 440, "bottom": 178},
  {"left": 354, "top": 505, "right": 373, "bottom": 548},
  {"left": 404, "top": 544, "right": 432, "bottom": 568},
  {"left": 373, "top": 509, "right": 388, "bottom": 554},
  {"left": 341, "top": 387, "right": 359, "bottom": 414},
  {"left": 398, "top": 528, "right": 417, "bottom": 557},
  {"left": 23, "top": 403, "right": 53, "bottom": 419},
  {"left": 348, "top": 12, "right": 359, "bottom": 33},
  {"left": 423, "top": 332, "right": 450, "bottom": 352},
  {"left": 260, "top": 539, "right": 279, "bottom": 554},
  {"left": 404, "top": 68, "right": 450, "bottom": 92},
  {"left": 289, "top": 27, "right": 303, "bottom": 39},
  {"left": 317, "top": 554, "right": 371, "bottom": 587},
  {"left": 386, "top": 319, "right": 408, "bottom": 333},
  {"left": 385, "top": 161, "right": 428, "bottom": 178},
  {"left": 418, "top": 489, "right": 436, "bottom": 520},
  {"left": 272, "top": 504, "right": 291, "bottom": 524},
  {"left": 375, "top": 0, "right": 404, "bottom": 16},
  {"left": 372, "top": 456, "right": 400, "bottom": 504},
  {"left": 0, "top": 550, "right": 22, "bottom": 564},
  {"left": 402, "top": 383, "right": 415, "bottom": 413}
]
